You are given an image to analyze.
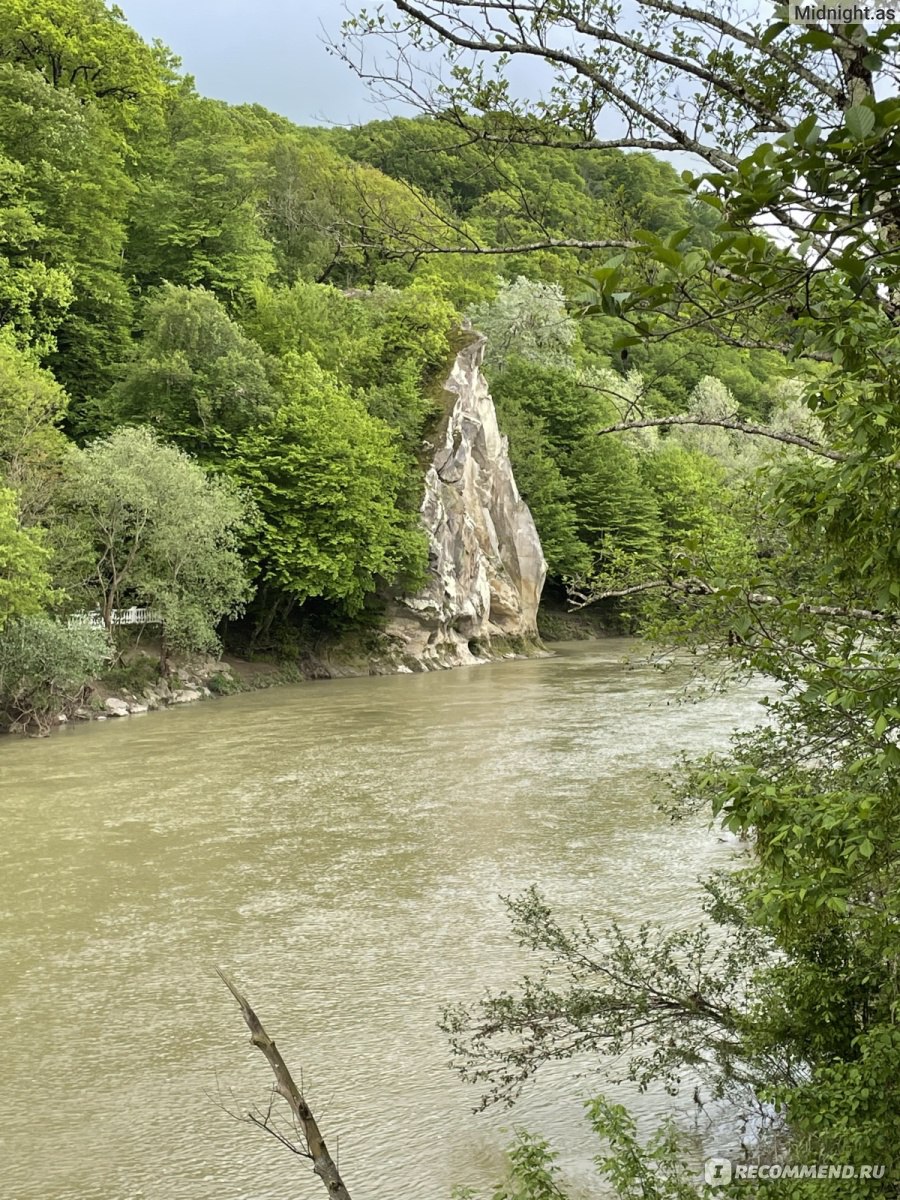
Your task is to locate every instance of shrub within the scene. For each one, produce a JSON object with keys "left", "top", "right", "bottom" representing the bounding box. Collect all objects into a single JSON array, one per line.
[{"left": 0, "top": 617, "right": 110, "bottom": 732}]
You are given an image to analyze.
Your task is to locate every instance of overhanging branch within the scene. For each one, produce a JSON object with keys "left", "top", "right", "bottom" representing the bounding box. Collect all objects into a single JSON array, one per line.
[
  {"left": 568, "top": 577, "right": 896, "bottom": 624},
  {"left": 595, "top": 414, "right": 846, "bottom": 461}
]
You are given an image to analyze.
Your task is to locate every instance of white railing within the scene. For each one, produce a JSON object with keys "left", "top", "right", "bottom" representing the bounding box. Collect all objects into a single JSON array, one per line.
[{"left": 68, "top": 606, "right": 162, "bottom": 628}]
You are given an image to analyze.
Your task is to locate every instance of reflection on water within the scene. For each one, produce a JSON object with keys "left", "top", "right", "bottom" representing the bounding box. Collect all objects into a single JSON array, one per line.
[{"left": 0, "top": 640, "right": 765, "bottom": 1200}]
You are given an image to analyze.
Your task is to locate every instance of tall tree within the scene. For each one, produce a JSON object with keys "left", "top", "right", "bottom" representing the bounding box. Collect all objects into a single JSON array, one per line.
[
  {"left": 0, "top": 334, "right": 70, "bottom": 523},
  {"left": 125, "top": 91, "right": 275, "bottom": 298},
  {"left": 0, "top": 485, "right": 52, "bottom": 629},
  {"left": 0, "top": 62, "right": 134, "bottom": 406},
  {"left": 107, "top": 284, "right": 277, "bottom": 455},
  {"left": 64, "top": 426, "right": 252, "bottom": 660},
  {"left": 0, "top": 0, "right": 164, "bottom": 115},
  {"left": 229, "top": 353, "right": 427, "bottom": 625}
]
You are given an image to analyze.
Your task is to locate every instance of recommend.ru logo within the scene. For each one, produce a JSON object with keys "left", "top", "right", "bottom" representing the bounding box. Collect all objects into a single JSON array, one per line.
[{"left": 705, "top": 1159, "right": 887, "bottom": 1185}]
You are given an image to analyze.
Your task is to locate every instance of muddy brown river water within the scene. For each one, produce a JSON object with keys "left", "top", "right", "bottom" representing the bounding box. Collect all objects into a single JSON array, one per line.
[{"left": 0, "top": 640, "right": 767, "bottom": 1200}]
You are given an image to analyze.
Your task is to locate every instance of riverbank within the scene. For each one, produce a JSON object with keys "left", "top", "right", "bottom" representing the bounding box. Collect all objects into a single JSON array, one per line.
[
  {"left": 6, "top": 628, "right": 552, "bottom": 735},
  {"left": 1, "top": 596, "right": 621, "bottom": 737}
]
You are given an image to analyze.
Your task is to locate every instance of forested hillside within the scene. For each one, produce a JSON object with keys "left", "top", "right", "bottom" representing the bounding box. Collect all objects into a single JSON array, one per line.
[{"left": 0, "top": 0, "right": 802, "bottom": 726}]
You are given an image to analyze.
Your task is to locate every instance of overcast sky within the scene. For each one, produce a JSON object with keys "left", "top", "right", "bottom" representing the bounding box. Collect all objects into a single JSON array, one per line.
[{"left": 119, "top": 0, "right": 382, "bottom": 127}]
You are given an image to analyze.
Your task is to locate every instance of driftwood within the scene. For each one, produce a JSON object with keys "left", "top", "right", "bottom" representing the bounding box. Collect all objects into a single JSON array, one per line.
[{"left": 218, "top": 970, "right": 354, "bottom": 1200}]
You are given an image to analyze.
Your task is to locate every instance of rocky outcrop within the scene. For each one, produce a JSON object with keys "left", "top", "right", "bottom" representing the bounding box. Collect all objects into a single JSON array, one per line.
[{"left": 384, "top": 334, "right": 547, "bottom": 670}]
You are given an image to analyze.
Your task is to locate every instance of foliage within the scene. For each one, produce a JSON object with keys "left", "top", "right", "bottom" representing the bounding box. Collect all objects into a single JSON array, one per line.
[
  {"left": 340, "top": 117, "right": 709, "bottom": 290},
  {"left": 0, "top": 0, "right": 163, "bottom": 114},
  {"left": 0, "top": 0, "right": 791, "bottom": 680},
  {"left": 0, "top": 145, "right": 73, "bottom": 357},
  {"left": 461, "top": 1107, "right": 706, "bottom": 1200},
  {"left": 338, "top": 2, "right": 900, "bottom": 1191},
  {"left": 484, "top": 385, "right": 590, "bottom": 578},
  {"left": 0, "top": 61, "right": 133, "bottom": 407},
  {"left": 0, "top": 485, "right": 52, "bottom": 629},
  {"left": 0, "top": 333, "right": 70, "bottom": 520},
  {"left": 107, "top": 284, "right": 277, "bottom": 454},
  {"left": 0, "top": 615, "right": 109, "bottom": 731},
  {"left": 440, "top": 883, "right": 764, "bottom": 1109},
  {"left": 242, "top": 279, "right": 456, "bottom": 447},
  {"left": 125, "top": 91, "right": 275, "bottom": 297},
  {"left": 229, "top": 354, "right": 427, "bottom": 617},
  {"left": 63, "top": 426, "right": 252, "bottom": 657},
  {"left": 254, "top": 122, "right": 494, "bottom": 298},
  {"left": 470, "top": 277, "right": 577, "bottom": 373}
]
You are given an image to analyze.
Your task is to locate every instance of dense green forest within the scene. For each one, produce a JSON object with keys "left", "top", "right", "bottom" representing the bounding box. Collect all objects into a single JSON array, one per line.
[{"left": 0, "top": 0, "right": 808, "bottom": 728}]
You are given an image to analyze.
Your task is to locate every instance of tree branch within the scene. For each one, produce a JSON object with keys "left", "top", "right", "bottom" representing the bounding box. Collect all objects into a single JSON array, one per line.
[
  {"left": 390, "top": 235, "right": 640, "bottom": 255},
  {"left": 218, "top": 970, "right": 354, "bottom": 1200},
  {"left": 391, "top": 0, "right": 738, "bottom": 169},
  {"left": 568, "top": 577, "right": 897, "bottom": 625},
  {"left": 595, "top": 414, "right": 847, "bottom": 461}
]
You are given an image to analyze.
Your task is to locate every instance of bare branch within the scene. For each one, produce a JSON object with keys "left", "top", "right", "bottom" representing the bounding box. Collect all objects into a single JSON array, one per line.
[
  {"left": 218, "top": 970, "right": 354, "bottom": 1200},
  {"left": 390, "top": 0, "right": 739, "bottom": 169},
  {"left": 568, "top": 577, "right": 897, "bottom": 625},
  {"left": 595, "top": 414, "right": 847, "bottom": 461},
  {"left": 387, "top": 235, "right": 640, "bottom": 255},
  {"left": 640, "top": 0, "right": 842, "bottom": 102}
]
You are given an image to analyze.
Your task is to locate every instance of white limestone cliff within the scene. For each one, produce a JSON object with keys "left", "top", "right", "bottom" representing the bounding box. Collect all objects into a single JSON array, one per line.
[{"left": 384, "top": 334, "right": 547, "bottom": 669}]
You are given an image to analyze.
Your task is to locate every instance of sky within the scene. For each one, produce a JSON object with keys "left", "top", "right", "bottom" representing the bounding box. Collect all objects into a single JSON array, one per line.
[{"left": 119, "top": 0, "right": 382, "bottom": 127}]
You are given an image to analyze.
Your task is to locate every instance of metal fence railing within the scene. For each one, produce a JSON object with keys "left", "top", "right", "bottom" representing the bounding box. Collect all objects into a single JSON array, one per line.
[{"left": 67, "top": 606, "right": 162, "bottom": 628}]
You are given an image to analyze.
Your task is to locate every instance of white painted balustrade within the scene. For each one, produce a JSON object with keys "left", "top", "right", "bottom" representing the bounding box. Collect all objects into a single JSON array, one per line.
[{"left": 67, "top": 606, "right": 161, "bottom": 628}]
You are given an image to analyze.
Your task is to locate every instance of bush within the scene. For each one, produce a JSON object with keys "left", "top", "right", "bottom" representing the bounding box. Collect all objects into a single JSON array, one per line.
[{"left": 0, "top": 617, "right": 110, "bottom": 732}]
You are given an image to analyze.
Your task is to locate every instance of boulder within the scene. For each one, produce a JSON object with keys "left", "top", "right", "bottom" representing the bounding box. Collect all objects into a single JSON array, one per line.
[{"left": 104, "top": 697, "right": 131, "bottom": 717}]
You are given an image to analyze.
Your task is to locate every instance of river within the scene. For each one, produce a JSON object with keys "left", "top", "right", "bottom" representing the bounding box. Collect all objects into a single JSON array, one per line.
[{"left": 0, "top": 640, "right": 766, "bottom": 1200}]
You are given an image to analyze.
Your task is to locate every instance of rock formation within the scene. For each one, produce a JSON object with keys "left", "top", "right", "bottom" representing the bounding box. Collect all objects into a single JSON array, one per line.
[{"left": 385, "top": 334, "right": 547, "bottom": 669}]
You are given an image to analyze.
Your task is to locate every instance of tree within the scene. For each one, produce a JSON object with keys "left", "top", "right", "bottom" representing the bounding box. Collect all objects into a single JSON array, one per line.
[
  {"left": 0, "top": 61, "right": 134, "bottom": 407},
  {"left": 0, "top": 615, "right": 108, "bottom": 732},
  {"left": 336, "top": 2, "right": 871, "bottom": 180},
  {"left": 125, "top": 91, "right": 275, "bottom": 298},
  {"left": 229, "top": 354, "right": 427, "bottom": 628},
  {"left": 107, "top": 284, "right": 277, "bottom": 456},
  {"left": 0, "top": 333, "right": 70, "bottom": 522},
  {"left": 242, "top": 278, "right": 457, "bottom": 479},
  {"left": 0, "top": 485, "right": 52, "bottom": 629},
  {"left": 0, "top": 148, "right": 73, "bottom": 358},
  {"left": 339, "top": 116, "right": 706, "bottom": 291},
  {"left": 491, "top": 360, "right": 663, "bottom": 585},
  {"left": 0, "top": 0, "right": 164, "bottom": 116},
  {"left": 470, "top": 276, "right": 577, "bottom": 373},
  {"left": 250, "top": 123, "right": 493, "bottom": 295},
  {"left": 64, "top": 426, "right": 252, "bottom": 661},
  {"left": 486, "top": 384, "right": 591, "bottom": 578}
]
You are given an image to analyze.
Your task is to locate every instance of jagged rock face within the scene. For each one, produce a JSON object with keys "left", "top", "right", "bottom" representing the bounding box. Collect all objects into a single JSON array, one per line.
[{"left": 385, "top": 335, "right": 547, "bottom": 669}]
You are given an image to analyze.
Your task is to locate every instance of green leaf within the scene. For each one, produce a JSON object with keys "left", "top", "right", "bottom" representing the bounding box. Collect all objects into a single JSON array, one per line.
[
  {"left": 845, "top": 105, "right": 876, "bottom": 141},
  {"left": 761, "top": 20, "right": 789, "bottom": 46},
  {"left": 799, "top": 27, "right": 837, "bottom": 50}
]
